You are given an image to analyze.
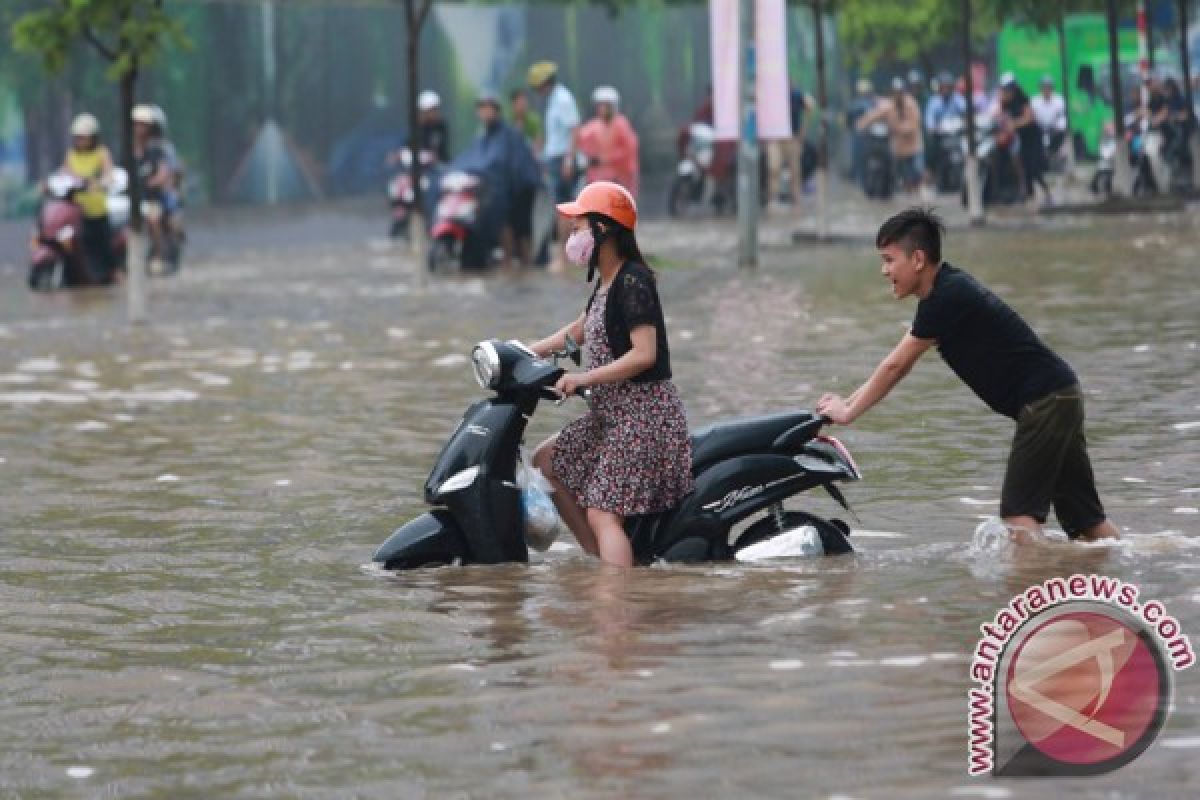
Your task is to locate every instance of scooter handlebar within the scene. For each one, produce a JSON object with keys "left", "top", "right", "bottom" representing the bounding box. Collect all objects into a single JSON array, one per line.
[{"left": 549, "top": 386, "right": 592, "bottom": 406}]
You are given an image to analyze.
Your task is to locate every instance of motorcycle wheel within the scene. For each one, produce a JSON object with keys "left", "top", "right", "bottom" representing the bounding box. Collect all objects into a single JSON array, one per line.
[
  {"left": 427, "top": 236, "right": 457, "bottom": 273},
  {"left": 163, "top": 232, "right": 183, "bottom": 275},
  {"left": 667, "top": 175, "right": 693, "bottom": 218},
  {"left": 734, "top": 510, "right": 853, "bottom": 557},
  {"left": 28, "top": 260, "right": 63, "bottom": 292}
]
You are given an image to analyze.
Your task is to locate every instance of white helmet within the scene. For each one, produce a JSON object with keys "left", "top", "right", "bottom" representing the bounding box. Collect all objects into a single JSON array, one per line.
[
  {"left": 417, "top": 90, "right": 441, "bottom": 112},
  {"left": 152, "top": 104, "right": 168, "bottom": 130},
  {"left": 132, "top": 104, "right": 157, "bottom": 124},
  {"left": 592, "top": 86, "right": 620, "bottom": 110},
  {"left": 70, "top": 113, "right": 99, "bottom": 137}
]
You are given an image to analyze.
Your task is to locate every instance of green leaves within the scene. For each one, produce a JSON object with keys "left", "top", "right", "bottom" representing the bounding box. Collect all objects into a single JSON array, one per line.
[
  {"left": 835, "top": 0, "right": 1003, "bottom": 71},
  {"left": 12, "top": 0, "right": 189, "bottom": 81}
]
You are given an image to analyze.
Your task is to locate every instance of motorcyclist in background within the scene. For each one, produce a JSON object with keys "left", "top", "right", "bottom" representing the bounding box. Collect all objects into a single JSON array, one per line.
[
  {"left": 577, "top": 86, "right": 640, "bottom": 198},
  {"left": 387, "top": 89, "right": 450, "bottom": 167},
  {"left": 150, "top": 105, "right": 185, "bottom": 243},
  {"left": 924, "top": 72, "right": 966, "bottom": 184},
  {"left": 61, "top": 112, "right": 117, "bottom": 283},
  {"left": 133, "top": 103, "right": 177, "bottom": 273},
  {"left": 846, "top": 79, "right": 877, "bottom": 187},
  {"left": 1031, "top": 75, "right": 1068, "bottom": 165}
]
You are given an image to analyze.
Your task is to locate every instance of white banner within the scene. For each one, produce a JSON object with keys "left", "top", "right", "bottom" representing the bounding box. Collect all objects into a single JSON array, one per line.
[{"left": 710, "top": 0, "right": 792, "bottom": 141}]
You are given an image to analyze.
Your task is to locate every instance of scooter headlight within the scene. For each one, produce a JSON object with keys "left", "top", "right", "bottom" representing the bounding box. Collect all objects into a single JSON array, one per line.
[
  {"left": 437, "top": 465, "right": 480, "bottom": 496},
  {"left": 471, "top": 341, "right": 501, "bottom": 389}
]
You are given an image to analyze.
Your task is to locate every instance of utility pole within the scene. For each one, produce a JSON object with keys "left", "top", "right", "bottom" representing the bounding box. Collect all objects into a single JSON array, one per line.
[
  {"left": 812, "top": 0, "right": 830, "bottom": 240},
  {"left": 962, "top": 0, "right": 984, "bottom": 224},
  {"left": 737, "top": 0, "right": 759, "bottom": 270}
]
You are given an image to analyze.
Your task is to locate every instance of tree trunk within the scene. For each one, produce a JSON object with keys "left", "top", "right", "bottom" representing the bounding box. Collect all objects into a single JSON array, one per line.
[
  {"left": 1180, "top": 0, "right": 1200, "bottom": 187},
  {"left": 119, "top": 68, "right": 141, "bottom": 232},
  {"left": 405, "top": 0, "right": 428, "bottom": 285},
  {"left": 812, "top": 0, "right": 829, "bottom": 240},
  {"left": 1106, "top": 0, "right": 1134, "bottom": 196},
  {"left": 120, "top": 65, "right": 147, "bottom": 323},
  {"left": 962, "top": 0, "right": 984, "bottom": 224}
]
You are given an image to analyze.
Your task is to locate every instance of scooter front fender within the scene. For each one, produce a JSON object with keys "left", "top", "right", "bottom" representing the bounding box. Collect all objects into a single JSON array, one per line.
[
  {"left": 430, "top": 221, "right": 466, "bottom": 241},
  {"left": 373, "top": 510, "right": 467, "bottom": 570}
]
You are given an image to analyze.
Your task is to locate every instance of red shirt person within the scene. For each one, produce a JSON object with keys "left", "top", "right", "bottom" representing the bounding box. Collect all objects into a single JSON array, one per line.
[{"left": 577, "top": 86, "right": 640, "bottom": 198}]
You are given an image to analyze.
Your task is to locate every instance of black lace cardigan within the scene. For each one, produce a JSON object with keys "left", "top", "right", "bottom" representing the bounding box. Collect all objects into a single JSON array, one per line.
[{"left": 584, "top": 261, "right": 673, "bottom": 383}]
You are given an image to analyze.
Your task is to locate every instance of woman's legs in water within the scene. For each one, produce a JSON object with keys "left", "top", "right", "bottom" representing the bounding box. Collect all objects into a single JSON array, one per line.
[
  {"left": 533, "top": 435, "right": 598, "bottom": 556},
  {"left": 586, "top": 508, "right": 633, "bottom": 567}
]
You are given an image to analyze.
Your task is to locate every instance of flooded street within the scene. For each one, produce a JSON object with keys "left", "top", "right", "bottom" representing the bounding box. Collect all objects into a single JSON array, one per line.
[{"left": 1, "top": 202, "right": 1199, "bottom": 798}]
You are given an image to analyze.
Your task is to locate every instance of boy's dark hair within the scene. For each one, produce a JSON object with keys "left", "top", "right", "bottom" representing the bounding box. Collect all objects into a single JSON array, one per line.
[
  {"left": 510, "top": 88, "right": 525, "bottom": 102},
  {"left": 875, "top": 207, "right": 945, "bottom": 264}
]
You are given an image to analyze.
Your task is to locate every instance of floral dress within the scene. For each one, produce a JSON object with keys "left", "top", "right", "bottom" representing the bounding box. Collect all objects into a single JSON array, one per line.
[{"left": 551, "top": 288, "right": 694, "bottom": 516}]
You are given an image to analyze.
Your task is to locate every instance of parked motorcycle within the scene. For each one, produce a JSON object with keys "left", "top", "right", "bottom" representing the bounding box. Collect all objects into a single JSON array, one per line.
[
  {"left": 143, "top": 196, "right": 185, "bottom": 275},
  {"left": 931, "top": 116, "right": 965, "bottom": 194},
  {"left": 1091, "top": 122, "right": 1118, "bottom": 196},
  {"left": 861, "top": 120, "right": 893, "bottom": 200},
  {"left": 427, "top": 169, "right": 492, "bottom": 271},
  {"left": 386, "top": 148, "right": 434, "bottom": 239},
  {"left": 961, "top": 113, "right": 1022, "bottom": 208},
  {"left": 372, "top": 337, "right": 858, "bottom": 570},
  {"left": 1090, "top": 114, "right": 1191, "bottom": 197},
  {"left": 668, "top": 122, "right": 730, "bottom": 217},
  {"left": 28, "top": 169, "right": 128, "bottom": 291}
]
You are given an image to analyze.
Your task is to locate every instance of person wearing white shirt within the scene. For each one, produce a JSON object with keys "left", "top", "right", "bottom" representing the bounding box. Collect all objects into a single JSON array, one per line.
[
  {"left": 528, "top": 60, "right": 581, "bottom": 272},
  {"left": 1031, "top": 75, "right": 1068, "bottom": 158}
]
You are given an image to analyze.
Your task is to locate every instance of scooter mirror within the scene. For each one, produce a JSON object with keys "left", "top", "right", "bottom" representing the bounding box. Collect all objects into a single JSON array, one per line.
[{"left": 563, "top": 333, "right": 582, "bottom": 367}]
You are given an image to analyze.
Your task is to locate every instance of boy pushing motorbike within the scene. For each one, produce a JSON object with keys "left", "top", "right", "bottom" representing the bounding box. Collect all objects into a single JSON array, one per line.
[{"left": 816, "top": 208, "right": 1119, "bottom": 543}]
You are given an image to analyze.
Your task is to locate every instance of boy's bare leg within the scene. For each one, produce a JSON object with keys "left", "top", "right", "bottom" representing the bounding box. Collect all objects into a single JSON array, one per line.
[
  {"left": 1076, "top": 519, "right": 1120, "bottom": 541},
  {"left": 1002, "top": 515, "right": 1044, "bottom": 545}
]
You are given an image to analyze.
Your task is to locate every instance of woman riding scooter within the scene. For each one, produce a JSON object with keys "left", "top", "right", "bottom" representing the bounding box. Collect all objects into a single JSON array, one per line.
[
  {"left": 529, "top": 182, "right": 693, "bottom": 567},
  {"left": 61, "top": 113, "right": 117, "bottom": 283}
]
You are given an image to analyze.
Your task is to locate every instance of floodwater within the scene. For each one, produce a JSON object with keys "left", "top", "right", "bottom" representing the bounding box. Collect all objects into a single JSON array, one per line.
[{"left": 1, "top": 203, "right": 1199, "bottom": 798}]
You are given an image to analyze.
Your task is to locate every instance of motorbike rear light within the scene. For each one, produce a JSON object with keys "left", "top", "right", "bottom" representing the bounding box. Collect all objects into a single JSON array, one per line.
[{"left": 817, "top": 434, "right": 861, "bottom": 480}]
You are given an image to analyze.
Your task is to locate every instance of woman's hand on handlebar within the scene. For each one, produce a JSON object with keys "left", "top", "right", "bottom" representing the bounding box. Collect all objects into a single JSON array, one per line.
[{"left": 555, "top": 371, "right": 590, "bottom": 397}]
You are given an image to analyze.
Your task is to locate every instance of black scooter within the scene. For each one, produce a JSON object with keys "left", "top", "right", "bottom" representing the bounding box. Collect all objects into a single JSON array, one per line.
[{"left": 372, "top": 338, "right": 858, "bottom": 569}]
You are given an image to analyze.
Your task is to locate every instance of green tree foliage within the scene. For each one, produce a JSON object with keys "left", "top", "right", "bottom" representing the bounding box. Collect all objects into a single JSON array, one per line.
[
  {"left": 835, "top": 0, "right": 1002, "bottom": 71},
  {"left": 12, "top": 0, "right": 186, "bottom": 81}
]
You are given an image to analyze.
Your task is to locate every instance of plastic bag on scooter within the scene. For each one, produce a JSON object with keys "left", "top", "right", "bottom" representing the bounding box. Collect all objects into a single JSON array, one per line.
[{"left": 516, "top": 455, "right": 562, "bottom": 552}]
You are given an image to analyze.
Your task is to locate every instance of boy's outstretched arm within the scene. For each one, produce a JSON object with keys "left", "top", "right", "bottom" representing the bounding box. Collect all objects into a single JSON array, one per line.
[{"left": 817, "top": 334, "right": 934, "bottom": 424}]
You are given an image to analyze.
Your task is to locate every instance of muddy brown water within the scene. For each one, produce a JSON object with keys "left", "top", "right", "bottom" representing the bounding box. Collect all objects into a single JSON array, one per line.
[{"left": 1, "top": 207, "right": 1198, "bottom": 798}]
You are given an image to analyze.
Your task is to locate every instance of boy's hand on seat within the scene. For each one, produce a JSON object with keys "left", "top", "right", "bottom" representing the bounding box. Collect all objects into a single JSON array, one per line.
[{"left": 816, "top": 393, "right": 853, "bottom": 425}]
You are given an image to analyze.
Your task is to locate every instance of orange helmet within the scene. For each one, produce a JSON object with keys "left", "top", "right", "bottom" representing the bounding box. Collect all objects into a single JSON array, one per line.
[{"left": 556, "top": 181, "right": 637, "bottom": 230}]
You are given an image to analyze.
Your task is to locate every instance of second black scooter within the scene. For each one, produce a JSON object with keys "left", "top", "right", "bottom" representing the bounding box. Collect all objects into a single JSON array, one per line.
[{"left": 373, "top": 338, "right": 859, "bottom": 569}]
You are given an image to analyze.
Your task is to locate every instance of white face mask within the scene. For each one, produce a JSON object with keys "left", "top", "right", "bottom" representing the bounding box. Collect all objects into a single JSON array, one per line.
[{"left": 564, "top": 228, "right": 595, "bottom": 267}]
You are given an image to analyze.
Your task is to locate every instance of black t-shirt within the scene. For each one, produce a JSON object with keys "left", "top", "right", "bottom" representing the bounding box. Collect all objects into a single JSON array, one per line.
[
  {"left": 911, "top": 264, "right": 1077, "bottom": 419},
  {"left": 420, "top": 120, "right": 449, "bottom": 162},
  {"left": 137, "top": 141, "right": 167, "bottom": 196}
]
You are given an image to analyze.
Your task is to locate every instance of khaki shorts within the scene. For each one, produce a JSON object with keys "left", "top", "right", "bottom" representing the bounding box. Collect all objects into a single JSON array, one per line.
[{"left": 1000, "top": 384, "right": 1107, "bottom": 537}]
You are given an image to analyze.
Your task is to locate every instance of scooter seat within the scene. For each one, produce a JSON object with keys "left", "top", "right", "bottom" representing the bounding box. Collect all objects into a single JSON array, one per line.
[{"left": 690, "top": 411, "right": 820, "bottom": 475}]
